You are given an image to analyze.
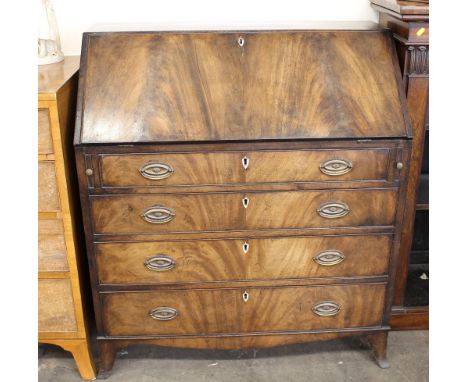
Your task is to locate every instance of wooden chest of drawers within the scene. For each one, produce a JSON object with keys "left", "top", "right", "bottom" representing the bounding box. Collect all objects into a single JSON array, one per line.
[
  {"left": 38, "top": 57, "right": 96, "bottom": 380},
  {"left": 75, "top": 26, "right": 411, "bottom": 377}
]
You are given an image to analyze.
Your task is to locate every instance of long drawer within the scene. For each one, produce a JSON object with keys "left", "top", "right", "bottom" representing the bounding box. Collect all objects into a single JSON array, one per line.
[
  {"left": 99, "top": 149, "right": 392, "bottom": 188},
  {"left": 91, "top": 189, "right": 397, "bottom": 235},
  {"left": 96, "top": 234, "right": 392, "bottom": 285},
  {"left": 102, "top": 283, "right": 385, "bottom": 336}
]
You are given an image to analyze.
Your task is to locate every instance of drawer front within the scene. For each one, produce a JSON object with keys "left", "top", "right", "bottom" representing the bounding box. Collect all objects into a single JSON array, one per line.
[
  {"left": 39, "top": 219, "right": 69, "bottom": 272},
  {"left": 91, "top": 189, "right": 397, "bottom": 234},
  {"left": 38, "top": 279, "right": 77, "bottom": 333},
  {"left": 100, "top": 149, "right": 391, "bottom": 188},
  {"left": 96, "top": 235, "right": 391, "bottom": 284},
  {"left": 39, "top": 162, "right": 60, "bottom": 211},
  {"left": 102, "top": 283, "right": 385, "bottom": 336},
  {"left": 38, "top": 109, "right": 54, "bottom": 155}
]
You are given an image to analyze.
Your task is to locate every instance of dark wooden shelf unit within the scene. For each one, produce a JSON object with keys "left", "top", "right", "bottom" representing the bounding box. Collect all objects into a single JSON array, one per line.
[{"left": 372, "top": 0, "right": 429, "bottom": 330}]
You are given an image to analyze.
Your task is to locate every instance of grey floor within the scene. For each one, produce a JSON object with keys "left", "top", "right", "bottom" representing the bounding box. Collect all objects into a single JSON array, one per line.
[{"left": 38, "top": 331, "right": 428, "bottom": 382}]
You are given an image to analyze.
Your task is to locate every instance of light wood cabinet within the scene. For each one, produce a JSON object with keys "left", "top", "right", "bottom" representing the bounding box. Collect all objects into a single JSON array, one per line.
[{"left": 38, "top": 57, "right": 96, "bottom": 380}]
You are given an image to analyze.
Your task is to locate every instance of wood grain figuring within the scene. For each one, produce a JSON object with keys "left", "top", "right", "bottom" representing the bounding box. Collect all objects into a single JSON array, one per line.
[
  {"left": 95, "top": 235, "right": 392, "bottom": 285},
  {"left": 38, "top": 219, "right": 69, "bottom": 272},
  {"left": 102, "top": 283, "right": 386, "bottom": 336},
  {"left": 38, "top": 109, "right": 54, "bottom": 155},
  {"left": 38, "top": 279, "right": 77, "bottom": 332},
  {"left": 38, "top": 161, "right": 60, "bottom": 211},
  {"left": 75, "top": 29, "right": 412, "bottom": 373},
  {"left": 100, "top": 149, "right": 391, "bottom": 188},
  {"left": 91, "top": 189, "right": 397, "bottom": 235},
  {"left": 79, "top": 31, "right": 409, "bottom": 144}
]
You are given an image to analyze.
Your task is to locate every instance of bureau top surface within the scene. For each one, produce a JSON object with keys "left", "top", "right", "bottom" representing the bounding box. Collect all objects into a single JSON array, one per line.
[{"left": 76, "top": 30, "right": 410, "bottom": 145}]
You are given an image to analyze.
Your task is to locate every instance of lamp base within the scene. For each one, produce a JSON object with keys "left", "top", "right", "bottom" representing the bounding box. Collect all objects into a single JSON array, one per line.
[{"left": 38, "top": 51, "right": 64, "bottom": 66}]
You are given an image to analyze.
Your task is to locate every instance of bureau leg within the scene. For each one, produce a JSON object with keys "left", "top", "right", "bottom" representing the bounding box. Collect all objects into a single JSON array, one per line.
[
  {"left": 367, "top": 332, "right": 390, "bottom": 369},
  {"left": 97, "top": 341, "right": 117, "bottom": 379}
]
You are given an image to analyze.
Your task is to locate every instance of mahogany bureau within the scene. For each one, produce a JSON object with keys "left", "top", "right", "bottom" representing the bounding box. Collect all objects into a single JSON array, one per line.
[{"left": 74, "top": 26, "right": 412, "bottom": 377}]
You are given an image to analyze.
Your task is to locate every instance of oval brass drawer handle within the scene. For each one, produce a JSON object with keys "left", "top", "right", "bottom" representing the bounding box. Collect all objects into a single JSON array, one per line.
[
  {"left": 312, "top": 301, "right": 341, "bottom": 317},
  {"left": 141, "top": 205, "right": 175, "bottom": 224},
  {"left": 317, "top": 202, "right": 350, "bottom": 219},
  {"left": 314, "top": 250, "right": 345, "bottom": 266},
  {"left": 320, "top": 158, "right": 352, "bottom": 176},
  {"left": 149, "top": 307, "right": 178, "bottom": 321},
  {"left": 139, "top": 161, "right": 174, "bottom": 180},
  {"left": 144, "top": 255, "right": 176, "bottom": 271}
]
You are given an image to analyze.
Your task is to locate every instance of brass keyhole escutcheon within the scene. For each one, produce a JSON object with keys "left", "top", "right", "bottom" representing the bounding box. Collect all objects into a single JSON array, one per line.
[
  {"left": 242, "top": 242, "right": 249, "bottom": 254},
  {"left": 242, "top": 291, "right": 249, "bottom": 302},
  {"left": 242, "top": 196, "right": 250, "bottom": 209},
  {"left": 242, "top": 156, "right": 250, "bottom": 170}
]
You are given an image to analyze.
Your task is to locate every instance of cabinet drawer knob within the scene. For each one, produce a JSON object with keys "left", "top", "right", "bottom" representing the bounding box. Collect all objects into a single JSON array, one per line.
[
  {"left": 144, "top": 255, "right": 176, "bottom": 271},
  {"left": 149, "top": 307, "right": 178, "bottom": 321},
  {"left": 141, "top": 205, "right": 175, "bottom": 224},
  {"left": 313, "top": 250, "right": 345, "bottom": 266},
  {"left": 320, "top": 158, "right": 352, "bottom": 176},
  {"left": 139, "top": 161, "right": 174, "bottom": 180},
  {"left": 317, "top": 202, "right": 350, "bottom": 219},
  {"left": 312, "top": 301, "right": 341, "bottom": 317}
]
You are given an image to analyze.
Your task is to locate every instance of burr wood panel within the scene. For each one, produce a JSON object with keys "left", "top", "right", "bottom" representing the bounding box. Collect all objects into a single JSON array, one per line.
[
  {"left": 99, "top": 148, "right": 391, "bottom": 188},
  {"left": 38, "top": 279, "right": 77, "bottom": 333},
  {"left": 78, "top": 31, "right": 409, "bottom": 144},
  {"left": 38, "top": 218, "right": 69, "bottom": 272},
  {"left": 90, "top": 189, "right": 397, "bottom": 235},
  {"left": 38, "top": 109, "right": 53, "bottom": 155},
  {"left": 38, "top": 161, "right": 61, "bottom": 211},
  {"left": 102, "top": 283, "right": 386, "bottom": 336},
  {"left": 95, "top": 234, "right": 392, "bottom": 285}
]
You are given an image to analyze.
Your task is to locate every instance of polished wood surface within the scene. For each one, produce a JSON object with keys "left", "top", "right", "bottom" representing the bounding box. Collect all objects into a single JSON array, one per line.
[
  {"left": 38, "top": 57, "right": 96, "bottom": 380},
  {"left": 102, "top": 283, "right": 386, "bottom": 336},
  {"left": 75, "top": 29, "right": 411, "bottom": 376},
  {"left": 100, "top": 148, "right": 392, "bottom": 188},
  {"left": 96, "top": 234, "right": 392, "bottom": 285},
  {"left": 91, "top": 189, "right": 398, "bottom": 235},
  {"left": 373, "top": 0, "right": 429, "bottom": 330},
  {"left": 77, "top": 30, "right": 410, "bottom": 144},
  {"left": 38, "top": 56, "right": 81, "bottom": 95},
  {"left": 371, "top": 0, "right": 428, "bottom": 20}
]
